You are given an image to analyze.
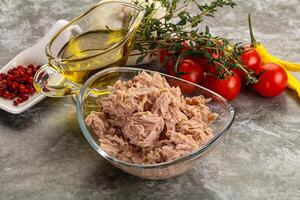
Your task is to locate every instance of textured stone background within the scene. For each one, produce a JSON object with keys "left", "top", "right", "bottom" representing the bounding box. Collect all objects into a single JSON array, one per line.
[{"left": 0, "top": 0, "right": 300, "bottom": 200}]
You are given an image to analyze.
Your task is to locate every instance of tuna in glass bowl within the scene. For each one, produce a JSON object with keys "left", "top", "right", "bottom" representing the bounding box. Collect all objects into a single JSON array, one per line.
[{"left": 76, "top": 67, "right": 235, "bottom": 180}]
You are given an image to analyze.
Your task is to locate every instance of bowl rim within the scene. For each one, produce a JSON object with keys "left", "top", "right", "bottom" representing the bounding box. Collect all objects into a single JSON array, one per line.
[{"left": 76, "top": 66, "right": 235, "bottom": 169}]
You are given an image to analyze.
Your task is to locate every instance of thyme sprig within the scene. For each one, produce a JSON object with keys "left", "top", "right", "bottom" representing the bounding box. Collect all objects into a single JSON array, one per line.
[{"left": 132, "top": 0, "right": 257, "bottom": 84}]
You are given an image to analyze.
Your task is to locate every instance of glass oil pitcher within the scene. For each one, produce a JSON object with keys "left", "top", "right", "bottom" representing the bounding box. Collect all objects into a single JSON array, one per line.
[{"left": 33, "top": 1, "right": 144, "bottom": 97}]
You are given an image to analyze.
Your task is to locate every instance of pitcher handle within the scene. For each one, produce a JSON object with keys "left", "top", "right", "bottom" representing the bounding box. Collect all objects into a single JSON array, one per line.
[{"left": 33, "top": 64, "right": 81, "bottom": 97}]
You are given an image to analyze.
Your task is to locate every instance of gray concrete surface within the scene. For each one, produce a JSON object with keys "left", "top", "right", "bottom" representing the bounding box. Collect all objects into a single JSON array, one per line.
[{"left": 0, "top": 0, "right": 300, "bottom": 199}]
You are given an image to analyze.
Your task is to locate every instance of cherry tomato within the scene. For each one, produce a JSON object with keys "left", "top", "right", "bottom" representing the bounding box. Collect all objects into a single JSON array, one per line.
[
  {"left": 236, "top": 46, "right": 262, "bottom": 83},
  {"left": 253, "top": 63, "right": 287, "bottom": 97},
  {"left": 176, "top": 57, "right": 204, "bottom": 84},
  {"left": 241, "top": 46, "right": 261, "bottom": 70},
  {"left": 159, "top": 42, "right": 191, "bottom": 75},
  {"left": 203, "top": 71, "right": 241, "bottom": 101},
  {"left": 166, "top": 57, "right": 204, "bottom": 94},
  {"left": 159, "top": 43, "right": 205, "bottom": 84}
]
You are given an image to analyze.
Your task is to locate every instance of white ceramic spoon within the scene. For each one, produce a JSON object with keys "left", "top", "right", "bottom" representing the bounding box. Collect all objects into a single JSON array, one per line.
[{"left": 0, "top": 20, "right": 69, "bottom": 114}]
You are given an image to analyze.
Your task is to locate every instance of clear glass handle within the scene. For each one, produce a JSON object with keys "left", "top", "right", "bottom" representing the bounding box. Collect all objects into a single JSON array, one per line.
[{"left": 33, "top": 64, "right": 81, "bottom": 97}]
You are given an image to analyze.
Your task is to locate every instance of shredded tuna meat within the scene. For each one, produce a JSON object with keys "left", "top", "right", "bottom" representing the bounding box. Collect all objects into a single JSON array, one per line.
[{"left": 85, "top": 71, "right": 217, "bottom": 164}]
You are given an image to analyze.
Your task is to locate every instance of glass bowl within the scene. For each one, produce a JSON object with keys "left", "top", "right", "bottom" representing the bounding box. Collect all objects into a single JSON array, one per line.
[{"left": 76, "top": 67, "right": 235, "bottom": 180}]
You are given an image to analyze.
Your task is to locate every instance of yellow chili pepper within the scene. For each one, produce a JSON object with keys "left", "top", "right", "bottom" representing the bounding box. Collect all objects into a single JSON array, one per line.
[
  {"left": 254, "top": 43, "right": 300, "bottom": 72},
  {"left": 248, "top": 14, "right": 300, "bottom": 98},
  {"left": 285, "top": 71, "right": 300, "bottom": 98}
]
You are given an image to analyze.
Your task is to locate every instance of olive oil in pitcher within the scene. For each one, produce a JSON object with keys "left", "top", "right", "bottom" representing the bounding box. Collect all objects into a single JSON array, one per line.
[
  {"left": 33, "top": 2, "right": 145, "bottom": 97},
  {"left": 55, "top": 29, "right": 132, "bottom": 84}
]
